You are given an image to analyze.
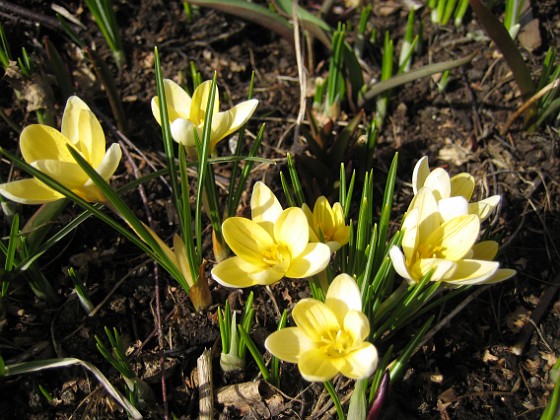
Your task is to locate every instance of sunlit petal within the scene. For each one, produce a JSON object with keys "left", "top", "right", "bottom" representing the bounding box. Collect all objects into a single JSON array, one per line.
[
  {"left": 427, "top": 214, "right": 479, "bottom": 260},
  {"left": 413, "top": 258, "right": 456, "bottom": 281},
  {"left": 170, "top": 118, "right": 198, "bottom": 147},
  {"left": 211, "top": 256, "right": 287, "bottom": 287},
  {"left": 251, "top": 181, "right": 283, "bottom": 226},
  {"left": 222, "top": 217, "right": 274, "bottom": 266},
  {"left": 61, "top": 96, "right": 90, "bottom": 145},
  {"left": 469, "top": 195, "right": 501, "bottom": 221},
  {"left": 389, "top": 246, "right": 414, "bottom": 283},
  {"left": 438, "top": 196, "right": 469, "bottom": 221},
  {"left": 32, "top": 160, "right": 88, "bottom": 188},
  {"left": 450, "top": 172, "right": 475, "bottom": 200},
  {"left": 424, "top": 167, "right": 451, "bottom": 200},
  {"left": 412, "top": 156, "right": 430, "bottom": 194},
  {"left": 401, "top": 208, "right": 419, "bottom": 262},
  {"left": 0, "top": 179, "right": 64, "bottom": 204},
  {"left": 93, "top": 143, "right": 122, "bottom": 181},
  {"left": 292, "top": 299, "right": 339, "bottom": 341},
  {"left": 334, "top": 342, "right": 377, "bottom": 380},
  {"left": 412, "top": 188, "right": 440, "bottom": 242},
  {"left": 275, "top": 208, "right": 309, "bottom": 257},
  {"left": 190, "top": 80, "right": 220, "bottom": 124},
  {"left": 444, "top": 259, "right": 499, "bottom": 284},
  {"left": 298, "top": 348, "right": 339, "bottom": 382},
  {"left": 20, "top": 125, "right": 74, "bottom": 163},
  {"left": 302, "top": 203, "right": 320, "bottom": 242},
  {"left": 483, "top": 268, "right": 516, "bottom": 284},
  {"left": 343, "top": 310, "right": 370, "bottom": 342},
  {"left": 325, "top": 273, "right": 362, "bottom": 324},
  {"left": 313, "top": 196, "right": 335, "bottom": 235},
  {"left": 264, "top": 328, "right": 314, "bottom": 363},
  {"left": 285, "top": 243, "right": 330, "bottom": 278},
  {"left": 77, "top": 106, "right": 105, "bottom": 165},
  {"left": 223, "top": 99, "right": 258, "bottom": 135}
]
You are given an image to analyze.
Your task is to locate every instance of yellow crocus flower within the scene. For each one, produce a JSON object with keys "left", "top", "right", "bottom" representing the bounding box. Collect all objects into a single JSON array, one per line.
[
  {"left": 412, "top": 156, "right": 500, "bottom": 221},
  {"left": 0, "top": 96, "right": 122, "bottom": 204},
  {"left": 151, "top": 79, "right": 258, "bottom": 153},
  {"left": 302, "top": 196, "right": 350, "bottom": 252},
  {"left": 390, "top": 187, "right": 514, "bottom": 285},
  {"left": 211, "top": 182, "right": 331, "bottom": 287},
  {"left": 265, "top": 273, "right": 378, "bottom": 382}
]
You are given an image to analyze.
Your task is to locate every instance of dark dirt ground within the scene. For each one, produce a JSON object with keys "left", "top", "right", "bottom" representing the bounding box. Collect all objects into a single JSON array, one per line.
[{"left": 0, "top": 0, "right": 559, "bottom": 419}]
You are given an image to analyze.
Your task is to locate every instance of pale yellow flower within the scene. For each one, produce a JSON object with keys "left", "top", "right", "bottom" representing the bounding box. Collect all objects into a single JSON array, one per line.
[
  {"left": 211, "top": 182, "right": 331, "bottom": 287},
  {"left": 265, "top": 273, "right": 378, "bottom": 382},
  {"left": 412, "top": 157, "right": 500, "bottom": 221},
  {"left": 0, "top": 96, "right": 122, "bottom": 204},
  {"left": 302, "top": 196, "right": 350, "bottom": 252},
  {"left": 151, "top": 79, "right": 258, "bottom": 153},
  {"left": 389, "top": 187, "right": 515, "bottom": 286}
]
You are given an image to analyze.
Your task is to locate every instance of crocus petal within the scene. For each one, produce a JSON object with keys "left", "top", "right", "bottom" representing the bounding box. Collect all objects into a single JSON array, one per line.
[
  {"left": 61, "top": 96, "right": 90, "bottom": 145},
  {"left": 208, "top": 111, "right": 234, "bottom": 150},
  {"left": 170, "top": 118, "right": 198, "bottom": 147},
  {"left": 469, "top": 195, "right": 501, "bottom": 221},
  {"left": 426, "top": 214, "right": 479, "bottom": 261},
  {"left": 264, "top": 327, "right": 315, "bottom": 363},
  {"left": 93, "top": 143, "right": 122, "bottom": 181},
  {"left": 483, "top": 268, "right": 516, "bottom": 284},
  {"left": 401, "top": 208, "right": 419, "bottom": 262},
  {"left": 211, "top": 256, "right": 287, "bottom": 287},
  {"left": 20, "top": 125, "right": 74, "bottom": 163},
  {"left": 471, "top": 241, "right": 499, "bottom": 260},
  {"left": 325, "top": 273, "right": 362, "bottom": 324},
  {"left": 222, "top": 217, "right": 274, "bottom": 266},
  {"left": 0, "top": 178, "right": 64, "bottom": 204},
  {"left": 32, "top": 160, "right": 88, "bottom": 188},
  {"left": 411, "top": 188, "right": 441, "bottom": 242},
  {"left": 438, "top": 196, "right": 469, "bottom": 221},
  {"left": 444, "top": 259, "right": 499, "bottom": 284},
  {"left": 334, "top": 342, "right": 378, "bottom": 380},
  {"left": 222, "top": 99, "right": 258, "bottom": 136},
  {"left": 76, "top": 106, "right": 105, "bottom": 165},
  {"left": 389, "top": 246, "right": 414, "bottom": 283},
  {"left": 313, "top": 196, "right": 335, "bottom": 234},
  {"left": 412, "top": 156, "right": 430, "bottom": 194},
  {"left": 343, "top": 310, "right": 370, "bottom": 342},
  {"left": 413, "top": 258, "right": 457, "bottom": 281},
  {"left": 251, "top": 181, "right": 283, "bottom": 227},
  {"left": 292, "top": 299, "right": 339, "bottom": 341},
  {"left": 302, "top": 203, "right": 320, "bottom": 242},
  {"left": 298, "top": 348, "right": 339, "bottom": 382},
  {"left": 151, "top": 79, "right": 192, "bottom": 126},
  {"left": 450, "top": 173, "right": 475, "bottom": 200},
  {"left": 190, "top": 80, "right": 220, "bottom": 124},
  {"left": 424, "top": 168, "right": 451, "bottom": 200},
  {"left": 274, "top": 208, "right": 309, "bottom": 258},
  {"left": 285, "top": 243, "right": 330, "bottom": 278}
]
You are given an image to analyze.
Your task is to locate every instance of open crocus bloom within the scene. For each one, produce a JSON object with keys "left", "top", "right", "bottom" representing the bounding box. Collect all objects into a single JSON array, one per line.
[
  {"left": 151, "top": 79, "right": 258, "bottom": 153},
  {"left": 390, "top": 187, "right": 515, "bottom": 286},
  {"left": 0, "top": 96, "right": 121, "bottom": 204},
  {"left": 302, "top": 196, "right": 350, "bottom": 252},
  {"left": 412, "top": 156, "right": 500, "bottom": 221},
  {"left": 211, "top": 182, "right": 331, "bottom": 287},
  {"left": 265, "top": 273, "right": 378, "bottom": 382}
]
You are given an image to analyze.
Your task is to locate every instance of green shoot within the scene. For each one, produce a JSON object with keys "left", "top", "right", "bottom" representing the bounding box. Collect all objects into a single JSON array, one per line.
[{"left": 84, "top": 0, "right": 126, "bottom": 68}]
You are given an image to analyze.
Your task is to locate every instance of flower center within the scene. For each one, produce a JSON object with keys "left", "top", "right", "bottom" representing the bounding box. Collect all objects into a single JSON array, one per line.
[
  {"left": 262, "top": 244, "right": 290, "bottom": 266},
  {"left": 417, "top": 242, "right": 443, "bottom": 259},
  {"left": 321, "top": 328, "right": 354, "bottom": 358}
]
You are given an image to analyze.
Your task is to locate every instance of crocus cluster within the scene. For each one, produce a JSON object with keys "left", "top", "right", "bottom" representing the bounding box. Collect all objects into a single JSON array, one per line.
[
  {"left": 211, "top": 182, "right": 332, "bottom": 288},
  {"left": 0, "top": 97, "right": 122, "bottom": 204},
  {"left": 265, "top": 273, "right": 378, "bottom": 382},
  {"left": 389, "top": 157, "right": 516, "bottom": 286}
]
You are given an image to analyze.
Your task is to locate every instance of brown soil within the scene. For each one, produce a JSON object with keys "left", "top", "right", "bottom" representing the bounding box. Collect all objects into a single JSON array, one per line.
[{"left": 0, "top": 0, "right": 559, "bottom": 419}]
